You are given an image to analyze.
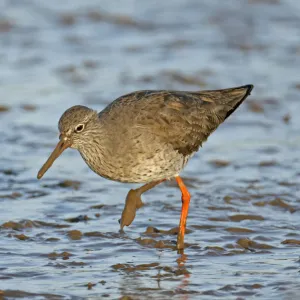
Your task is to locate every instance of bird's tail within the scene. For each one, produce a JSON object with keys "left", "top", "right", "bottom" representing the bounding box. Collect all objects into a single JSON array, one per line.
[
  {"left": 193, "top": 84, "right": 254, "bottom": 120},
  {"left": 220, "top": 85, "right": 254, "bottom": 119}
]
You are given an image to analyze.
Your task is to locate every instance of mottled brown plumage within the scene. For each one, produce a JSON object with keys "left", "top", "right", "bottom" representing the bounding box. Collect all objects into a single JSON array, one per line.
[{"left": 37, "top": 84, "right": 254, "bottom": 250}]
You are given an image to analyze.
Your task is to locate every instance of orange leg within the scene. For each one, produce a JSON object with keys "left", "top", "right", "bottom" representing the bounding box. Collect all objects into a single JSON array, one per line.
[{"left": 175, "top": 176, "right": 191, "bottom": 250}]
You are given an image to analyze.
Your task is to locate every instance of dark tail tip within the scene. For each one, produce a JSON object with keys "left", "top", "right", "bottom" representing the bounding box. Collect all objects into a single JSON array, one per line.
[
  {"left": 244, "top": 84, "right": 254, "bottom": 96},
  {"left": 224, "top": 84, "right": 254, "bottom": 120}
]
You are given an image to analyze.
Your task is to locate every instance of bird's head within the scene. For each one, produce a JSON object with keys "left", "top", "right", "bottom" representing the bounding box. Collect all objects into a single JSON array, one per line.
[{"left": 37, "top": 105, "right": 98, "bottom": 179}]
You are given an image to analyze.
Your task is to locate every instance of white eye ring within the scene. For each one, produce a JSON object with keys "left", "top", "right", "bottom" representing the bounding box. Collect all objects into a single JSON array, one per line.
[{"left": 75, "top": 124, "right": 85, "bottom": 133}]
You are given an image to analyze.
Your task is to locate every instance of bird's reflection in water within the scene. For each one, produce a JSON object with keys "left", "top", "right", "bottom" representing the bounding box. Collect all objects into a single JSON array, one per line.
[
  {"left": 175, "top": 253, "right": 191, "bottom": 300},
  {"left": 118, "top": 252, "right": 191, "bottom": 299}
]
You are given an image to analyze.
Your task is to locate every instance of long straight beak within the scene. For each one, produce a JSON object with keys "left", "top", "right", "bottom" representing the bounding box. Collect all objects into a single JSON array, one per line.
[{"left": 37, "top": 136, "right": 72, "bottom": 179}]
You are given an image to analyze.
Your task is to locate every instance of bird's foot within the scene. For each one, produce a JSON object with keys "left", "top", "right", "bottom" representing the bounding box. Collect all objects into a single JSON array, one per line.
[
  {"left": 176, "top": 231, "right": 185, "bottom": 251},
  {"left": 119, "top": 189, "right": 143, "bottom": 230}
]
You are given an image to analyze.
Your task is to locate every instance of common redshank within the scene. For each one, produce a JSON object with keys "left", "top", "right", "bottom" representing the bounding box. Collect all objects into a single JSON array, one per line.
[{"left": 37, "top": 85, "right": 253, "bottom": 249}]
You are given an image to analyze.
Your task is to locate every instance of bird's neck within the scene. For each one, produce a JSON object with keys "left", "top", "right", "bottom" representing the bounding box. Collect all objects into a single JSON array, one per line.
[{"left": 76, "top": 127, "right": 103, "bottom": 165}]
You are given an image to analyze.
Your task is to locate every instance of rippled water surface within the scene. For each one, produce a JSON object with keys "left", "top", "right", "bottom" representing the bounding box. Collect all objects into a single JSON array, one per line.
[{"left": 1, "top": 0, "right": 300, "bottom": 299}]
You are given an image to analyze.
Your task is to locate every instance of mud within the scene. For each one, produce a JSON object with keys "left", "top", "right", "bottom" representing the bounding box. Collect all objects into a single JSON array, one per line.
[{"left": 1, "top": 0, "right": 300, "bottom": 299}]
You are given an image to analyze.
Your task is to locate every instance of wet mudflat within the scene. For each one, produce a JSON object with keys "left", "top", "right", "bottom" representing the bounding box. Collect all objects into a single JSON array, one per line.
[{"left": 1, "top": 0, "right": 300, "bottom": 299}]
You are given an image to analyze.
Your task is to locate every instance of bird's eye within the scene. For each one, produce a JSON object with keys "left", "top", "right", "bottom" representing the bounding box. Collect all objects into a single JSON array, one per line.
[{"left": 75, "top": 124, "right": 84, "bottom": 133}]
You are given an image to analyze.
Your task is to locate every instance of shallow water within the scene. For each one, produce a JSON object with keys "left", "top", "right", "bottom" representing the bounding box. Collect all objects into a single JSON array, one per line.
[{"left": 1, "top": 0, "right": 300, "bottom": 299}]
